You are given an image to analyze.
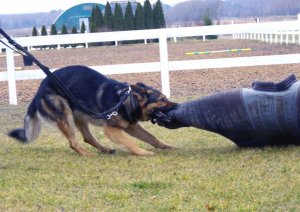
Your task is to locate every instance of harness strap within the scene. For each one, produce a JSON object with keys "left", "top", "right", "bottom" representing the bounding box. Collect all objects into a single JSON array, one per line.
[
  {"left": 122, "top": 92, "right": 142, "bottom": 123},
  {"left": 0, "top": 28, "right": 130, "bottom": 120}
]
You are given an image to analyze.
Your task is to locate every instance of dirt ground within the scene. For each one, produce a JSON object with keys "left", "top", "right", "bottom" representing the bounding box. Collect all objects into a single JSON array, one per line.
[{"left": 1, "top": 39, "right": 300, "bottom": 104}]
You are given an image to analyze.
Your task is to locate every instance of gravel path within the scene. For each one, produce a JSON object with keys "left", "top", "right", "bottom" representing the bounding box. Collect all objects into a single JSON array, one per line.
[{"left": 0, "top": 39, "right": 300, "bottom": 104}]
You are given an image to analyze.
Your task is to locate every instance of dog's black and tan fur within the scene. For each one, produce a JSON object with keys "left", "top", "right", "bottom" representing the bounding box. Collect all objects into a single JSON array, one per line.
[{"left": 9, "top": 65, "right": 177, "bottom": 156}]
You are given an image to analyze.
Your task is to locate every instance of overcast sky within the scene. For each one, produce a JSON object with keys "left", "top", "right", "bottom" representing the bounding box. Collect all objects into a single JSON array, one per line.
[{"left": 0, "top": 0, "right": 188, "bottom": 14}]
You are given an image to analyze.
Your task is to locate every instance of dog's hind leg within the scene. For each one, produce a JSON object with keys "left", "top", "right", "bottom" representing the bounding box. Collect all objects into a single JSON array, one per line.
[
  {"left": 75, "top": 120, "right": 116, "bottom": 154},
  {"left": 57, "top": 116, "right": 94, "bottom": 156},
  {"left": 40, "top": 97, "right": 92, "bottom": 156},
  {"left": 104, "top": 126, "right": 154, "bottom": 156},
  {"left": 57, "top": 116, "right": 93, "bottom": 156},
  {"left": 125, "top": 124, "right": 176, "bottom": 150}
]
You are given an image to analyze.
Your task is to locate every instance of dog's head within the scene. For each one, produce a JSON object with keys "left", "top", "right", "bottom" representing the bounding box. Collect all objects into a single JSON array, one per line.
[{"left": 131, "top": 82, "right": 178, "bottom": 122}]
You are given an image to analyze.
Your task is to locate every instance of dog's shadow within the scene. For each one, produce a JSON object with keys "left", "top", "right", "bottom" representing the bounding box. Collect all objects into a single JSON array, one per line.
[
  {"left": 17, "top": 139, "right": 298, "bottom": 161},
  {"left": 155, "top": 144, "right": 238, "bottom": 157},
  {"left": 154, "top": 141, "right": 298, "bottom": 159}
]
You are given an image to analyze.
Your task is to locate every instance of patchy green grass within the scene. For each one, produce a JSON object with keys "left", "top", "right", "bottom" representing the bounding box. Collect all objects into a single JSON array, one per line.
[{"left": 0, "top": 104, "right": 299, "bottom": 211}]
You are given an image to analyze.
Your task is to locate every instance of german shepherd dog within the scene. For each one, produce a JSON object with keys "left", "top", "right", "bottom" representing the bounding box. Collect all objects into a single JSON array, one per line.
[{"left": 9, "top": 65, "right": 177, "bottom": 156}]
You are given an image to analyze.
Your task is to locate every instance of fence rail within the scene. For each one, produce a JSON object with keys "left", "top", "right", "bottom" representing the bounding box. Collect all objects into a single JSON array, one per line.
[
  {"left": 234, "top": 14, "right": 300, "bottom": 45},
  {"left": 1, "top": 16, "right": 300, "bottom": 105},
  {"left": 235, "top": 31, "right": 300, "bottom": 45}
]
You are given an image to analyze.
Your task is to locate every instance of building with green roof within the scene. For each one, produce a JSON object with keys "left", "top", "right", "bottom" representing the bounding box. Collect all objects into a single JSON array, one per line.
[{"left": 53, "top": 3, "right": 105, "bottom": 32}]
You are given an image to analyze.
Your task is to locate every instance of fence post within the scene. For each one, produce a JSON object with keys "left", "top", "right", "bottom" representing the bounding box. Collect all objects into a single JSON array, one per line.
[
  {"left": 231, "top": 20, "right": 235, "bottom": 40},
  {"left": 298, "top": 14, "right": 300, "bottom": 45},
  {"left": 85, "top": 31, "right": 88, "bottom": 48},
  {"left": 159, "top": 34, "right": 170, "bottom": 98},
  {"left": 6, "top": 47, "right": 17, "bottom": 105},
  {"left": 292, "top": 33, "right": 295, "bottom": 44}
]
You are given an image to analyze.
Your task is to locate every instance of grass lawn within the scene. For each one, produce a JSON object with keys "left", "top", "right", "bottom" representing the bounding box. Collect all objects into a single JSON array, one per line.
[{"left": 0, "top": 103, "right": 299, "bottom": 211}]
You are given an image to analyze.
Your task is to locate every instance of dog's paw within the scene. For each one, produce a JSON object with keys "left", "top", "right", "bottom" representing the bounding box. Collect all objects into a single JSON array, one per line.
[
  {"left": 134, "top": 149, "right": 154, "bottom": 156},
  {"left": 160, "top": 144, "right": 176, "bottom": 150},
  {"left": 108, "top": 149, "right": 116, "bottom": 154}
]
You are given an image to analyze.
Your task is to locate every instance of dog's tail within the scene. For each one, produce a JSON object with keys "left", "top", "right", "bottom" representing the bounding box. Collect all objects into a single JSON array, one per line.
[{"left": 9, "top": 101, "right": 41, "bottom": 143}]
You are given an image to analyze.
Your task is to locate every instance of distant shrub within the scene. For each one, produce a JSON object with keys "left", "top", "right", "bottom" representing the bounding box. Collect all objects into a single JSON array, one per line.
[{"left": 203, "top": 12, "right": 218, "bottom": 40}]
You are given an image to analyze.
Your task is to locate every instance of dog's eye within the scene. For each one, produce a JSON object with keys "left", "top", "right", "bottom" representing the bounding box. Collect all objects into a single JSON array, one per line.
[
  {"left": 149, "top": 93, "right": 158, "bottom": 100},
  {"left": 160, "top": 95, "right": 169, "bottom": 101}
]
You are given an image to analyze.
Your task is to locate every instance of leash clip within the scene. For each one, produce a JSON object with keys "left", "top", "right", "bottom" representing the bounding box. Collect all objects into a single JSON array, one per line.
[
  {"left": 125, "top": 86, "right": 131, "bottom": 95},
  {"left": 106, "top": 110, "right": 119, "bottom": 119},
  {"left": 105, "top": 86, "right": 131, "bottom": 120}
]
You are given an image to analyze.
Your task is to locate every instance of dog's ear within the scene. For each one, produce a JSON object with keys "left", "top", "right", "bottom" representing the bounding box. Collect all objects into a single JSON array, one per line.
[
  {"left": 131, "top": 82, "right": 149, "bottom": 94},
  {"left": 136, "top": 82, "right": 146, "bottom": 87}
]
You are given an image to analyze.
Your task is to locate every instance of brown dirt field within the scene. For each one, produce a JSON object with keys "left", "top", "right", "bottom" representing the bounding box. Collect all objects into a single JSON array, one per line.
[{"left": 0, "top": 39, "right": 300, "bottom": 104}]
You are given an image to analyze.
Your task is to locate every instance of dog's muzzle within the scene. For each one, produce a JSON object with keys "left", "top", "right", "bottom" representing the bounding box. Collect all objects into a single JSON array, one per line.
[{"left": 150, "top": 103, "right": 178, "bottom": 124}]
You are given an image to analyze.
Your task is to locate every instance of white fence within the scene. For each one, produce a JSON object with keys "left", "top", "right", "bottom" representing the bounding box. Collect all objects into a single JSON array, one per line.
[
  {"left": 234, "top": 14, "right": 300, "bottom": 45},
  {"left": 1, "top": 17, "right": 300, "bottom": 105},
  {"left": 234, "top": 31, "right": 300, "bottom": 45}
]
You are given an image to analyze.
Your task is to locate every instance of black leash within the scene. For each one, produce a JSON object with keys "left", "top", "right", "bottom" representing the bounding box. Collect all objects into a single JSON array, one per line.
[{"left": 0, "top": 28, "right": 131, "bottom": 120}]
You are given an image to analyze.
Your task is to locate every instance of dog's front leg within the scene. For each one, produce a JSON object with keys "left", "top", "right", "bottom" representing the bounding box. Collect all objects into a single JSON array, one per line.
[
  {"left": 125, "top": 124, "right": 176, "bottom": 150},
  {"left": 75, "top": 120, "right": 116, "bottom": 154},
  {"left": 104, "top": 126, "right": 154, "bottom": 156}
]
